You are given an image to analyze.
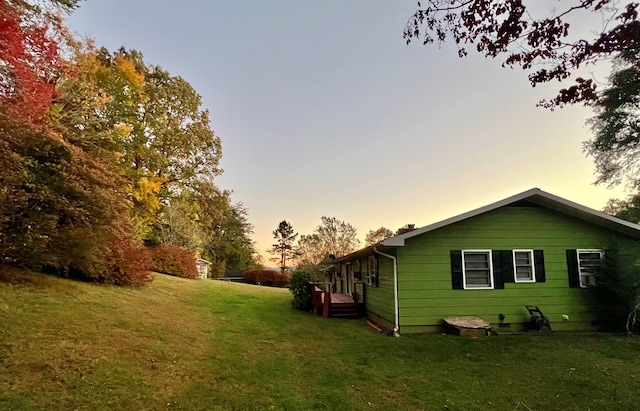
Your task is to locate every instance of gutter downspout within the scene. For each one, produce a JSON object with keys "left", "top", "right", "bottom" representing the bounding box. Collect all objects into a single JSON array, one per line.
[{"left": 374, "top": 247, "right": 400, "bottom": 336}]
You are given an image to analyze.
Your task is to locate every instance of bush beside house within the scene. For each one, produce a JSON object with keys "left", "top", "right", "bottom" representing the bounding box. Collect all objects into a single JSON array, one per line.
[
  {"left": 289, "top": 270, "right": 314, "bottom": 312},
  {"left": 243, "top": 270, "right": 289, "bottom": 287},
  {"left": 148, "top": 245, "right": 198, "bottom": 279}
]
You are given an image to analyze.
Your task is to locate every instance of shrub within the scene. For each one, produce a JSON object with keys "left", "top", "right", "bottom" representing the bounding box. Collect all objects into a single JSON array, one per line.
[
  {"left": 272, "top": 271, "right": 290, "bottom": 287},
  {"left": 147, "top": 244, "right": 198, "bottom": 279},
  {"left": 42, "top": 231, "right": 152, "bottom": 287},
  {"left": 209, "top": 260, "right": 226, "bottom": 279},
  {"left": 100, "top": 235, "right": 152, "bottom": 287},
  {"left": 244, "top": 270, "right": 290, "bottom": 287},
  {"left": 290, "top": 270, "right": 313, "bottom": 312},
  {"left": 590, "top": 246, "right": 640, "bottom": 332}
]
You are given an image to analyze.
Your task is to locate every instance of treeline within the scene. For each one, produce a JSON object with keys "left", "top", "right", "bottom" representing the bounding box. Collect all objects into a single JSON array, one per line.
[
  {"left": 270, "top": 217, "right": 402, "bottom": 274},
  {"left": 0, "top": 0, "right": 259, "bottom": 285}
]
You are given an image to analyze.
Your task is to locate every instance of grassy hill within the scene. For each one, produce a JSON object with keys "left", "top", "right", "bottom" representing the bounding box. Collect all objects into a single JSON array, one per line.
[{"left": 1, "top": 267, "right": 639, "bottom": 410}]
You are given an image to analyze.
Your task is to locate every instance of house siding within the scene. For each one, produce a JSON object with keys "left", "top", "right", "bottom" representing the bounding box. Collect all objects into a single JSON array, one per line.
[
  {"left": 395, "top": 206, "right": 639, "bottom": 333},
  {"left": 364, "top": 254, "right": 396, "bottom": 329}
]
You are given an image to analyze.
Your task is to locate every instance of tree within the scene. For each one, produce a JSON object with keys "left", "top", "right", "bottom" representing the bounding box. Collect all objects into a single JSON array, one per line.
[
  {"left": 314, "top": 216, "right": 360, "bottom": 258},
  {"left": 0, "top": 0, "right": 71, "bottom": 124},
  {"left": 365, "top": 227, "right": 394, "bottom": 246},
  {"left": 603, "top": 193, "right": 640, "bottom": 223},
  {"left": 1, "top": 2, "right": 257, "bottom": 286},
  {"left": 585, "top": 49, "right": 640, "bottom": 189},
  {"left": 268, "top": 221, "right": 298, "bottom": 273},
  {"left": 143, "top": 64, "right": 222, "bottom": 186},
  {"left": 2, "top": 33, "right": 156, "bottom": 285},
  {"left": 211, "top": 201, "right": 258, "bottom": 271},
  {"left": 156, "top": 181, "right": 260, "bottom": 276},
  {"left": 86, "top": 47, "right": 222, "bottom": 241},
  {"left": 296, "top": 234, "right": 326, "bottom": 269},
  {"left": 403, "top": 1, "right": 640, "bottom": 108},
  {"left": 0, "top": 85, "right": 150, "bottom": 285},
  {"left": 156, "top": 194, "right": 206, "bottom": 252}
]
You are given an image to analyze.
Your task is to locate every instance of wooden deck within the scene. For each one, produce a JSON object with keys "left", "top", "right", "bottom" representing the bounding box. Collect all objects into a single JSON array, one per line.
[
  {"left": 329, "top": 293, "right": 356, "bottom": 304},
  {"left": 310, "top": 283, "right": 363, "bottom": 318}
]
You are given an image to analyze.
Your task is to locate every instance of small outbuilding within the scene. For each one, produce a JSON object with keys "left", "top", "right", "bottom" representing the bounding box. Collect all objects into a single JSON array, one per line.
[{"left": 195, "top": 258, "right": 212, "bottom": 279}]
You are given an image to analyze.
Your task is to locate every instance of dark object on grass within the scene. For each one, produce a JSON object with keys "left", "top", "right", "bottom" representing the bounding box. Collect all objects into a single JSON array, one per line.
[{"left": 526, "top": 305, "right": 552, "bottom": 332}]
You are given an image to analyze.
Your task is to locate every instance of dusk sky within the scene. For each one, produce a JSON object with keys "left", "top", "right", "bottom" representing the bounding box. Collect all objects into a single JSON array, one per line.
[{"left": 66, "top": 1, "right": 628, "bottom": 262}]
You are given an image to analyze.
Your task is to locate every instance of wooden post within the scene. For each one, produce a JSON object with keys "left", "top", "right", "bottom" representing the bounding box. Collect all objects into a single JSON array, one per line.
[{"left": 322, "top": 290, "right": 330, "bottom": 318}]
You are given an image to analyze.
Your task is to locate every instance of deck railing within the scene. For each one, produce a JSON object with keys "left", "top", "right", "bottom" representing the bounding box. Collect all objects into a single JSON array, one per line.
[{"left": 310, "top": 281, "right": 364, "bottom": 318}]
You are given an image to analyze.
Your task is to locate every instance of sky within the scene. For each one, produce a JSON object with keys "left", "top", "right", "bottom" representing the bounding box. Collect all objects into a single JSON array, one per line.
[{"left": 66, "top": 0, "right": 629, "bottom": 263}]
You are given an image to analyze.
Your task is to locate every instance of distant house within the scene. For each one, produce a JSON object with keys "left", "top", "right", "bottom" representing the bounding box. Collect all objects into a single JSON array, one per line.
[
  {"left": 195, "top": 258, "right": 212, "bottom": 279},
  {"left": 330, "top": 188, "right": 640, "bottom": 334}
]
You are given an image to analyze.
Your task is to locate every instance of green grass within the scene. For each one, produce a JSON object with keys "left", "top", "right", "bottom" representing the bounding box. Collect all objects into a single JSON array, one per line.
[{"left": 1, "top": 266, "right": 639, "bottom": 410}]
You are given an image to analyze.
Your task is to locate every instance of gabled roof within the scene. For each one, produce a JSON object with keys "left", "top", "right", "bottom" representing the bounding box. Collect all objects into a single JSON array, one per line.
[
  {"left": 332, "top": 188, "right": 640, "bottom": 264},
  {"left": 382, "top": 188, "right": 640, "bottom": 247}
]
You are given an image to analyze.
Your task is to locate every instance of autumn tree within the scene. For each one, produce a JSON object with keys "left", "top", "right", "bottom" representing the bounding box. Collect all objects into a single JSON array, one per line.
[
  {"left": 156, "top": 193, "right": 206, "bottom": 252},
  {"left": 269, "top": 221, "right": 298, "bottom": 273},
  {"left": 295, "top": 217, "right": 360, "bottom": 270},
  {"left": 154, "top": 179, "right": 259, "bottom": 277},
  {"left": 1, "top": 35, "right": 150, "bottom": 285},
  {"left": 1, "top": 3, "right": 255, "bottom": 286},
  {"left": 365, "top": 227, "right": 394, "bottom": 246},
  {"left": 87, "top": 47, "right": 222, "bottom": 241},
  {"left": 296, "top": 234, "right": 326, "bottom": 269},
  {"left": 403, "top": 1, "right": 640, "bottom": 109},
  {"left": 314, "top": 216, "right": 360, "bottom": 258},
  {"left": 0, "top": 0, "right": 78, "bottom": 123}
]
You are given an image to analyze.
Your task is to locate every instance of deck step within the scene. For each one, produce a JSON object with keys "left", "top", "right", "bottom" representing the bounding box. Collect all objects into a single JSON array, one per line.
[{"left": 329, "top": 304, "right": 360, "bottom": 318}]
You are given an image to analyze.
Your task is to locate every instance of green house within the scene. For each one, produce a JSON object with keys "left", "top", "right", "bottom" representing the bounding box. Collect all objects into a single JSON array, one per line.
[{"left": 330, "top": 188, "right": 640, "bottom": 334}]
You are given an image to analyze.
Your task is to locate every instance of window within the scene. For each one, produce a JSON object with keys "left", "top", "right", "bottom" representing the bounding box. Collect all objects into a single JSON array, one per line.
[
  {"left": 513, "top": 250, "right": 536, "bottom": 282},
  {"left": 354, "top": 259, "right": 362, "bottom": 281},
  {"left": 367, "top": 255, "right": 378, "bottom": 287},
  {"left": 577, "top": 249, "right": 604, "bottom": 287},
  {"left": 452, "top": 249, "right": 545, "bottom": 290},
  {"left": 462, "top": 250, "right": 494, "bottom": 289}
]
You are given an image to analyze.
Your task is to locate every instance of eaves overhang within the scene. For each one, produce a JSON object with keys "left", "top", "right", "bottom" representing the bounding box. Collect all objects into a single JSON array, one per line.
[{"left": 331, "top": 244, "right": 396, "bottom": 264}]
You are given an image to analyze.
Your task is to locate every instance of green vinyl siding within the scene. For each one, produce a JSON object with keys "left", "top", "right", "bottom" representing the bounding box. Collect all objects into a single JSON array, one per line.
[
  {"left": 395, "top": 206, "right": 639, "bottom": 332},
  {"left": 364, "top": 255, "right": 395, "bottom": 326}
]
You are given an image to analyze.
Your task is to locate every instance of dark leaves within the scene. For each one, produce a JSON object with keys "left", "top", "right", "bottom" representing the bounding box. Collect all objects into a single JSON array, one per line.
[
  {"left": 585, "top": 50, "right": 640, "bottom": 188},
  {"left": 403, "top": 1, "right": 639, "bottom": 108}
]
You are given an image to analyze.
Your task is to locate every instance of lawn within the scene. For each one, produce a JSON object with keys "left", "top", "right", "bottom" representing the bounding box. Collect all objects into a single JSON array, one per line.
[{"left": 1, "top": 267, "right": 639, "bottom": 410}]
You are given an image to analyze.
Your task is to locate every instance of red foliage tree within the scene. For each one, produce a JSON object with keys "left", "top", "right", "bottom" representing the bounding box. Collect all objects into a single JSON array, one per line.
[{"left": 0, "top": 0, "right": 67, "bottom": 123}]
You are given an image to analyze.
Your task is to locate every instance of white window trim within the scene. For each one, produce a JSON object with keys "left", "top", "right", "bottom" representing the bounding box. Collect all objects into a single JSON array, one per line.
[
  {"left": 577, "top": 249, "right": 604, "bottom": 288},
  {"left": 462, "top": 250, "right": 494, "bottom": 290},
  {"left": 367, "top": 255, "right": 378, "bottom": 287},
  {"left": 513, "top": 249, "right": 536, "bottom": 283}
]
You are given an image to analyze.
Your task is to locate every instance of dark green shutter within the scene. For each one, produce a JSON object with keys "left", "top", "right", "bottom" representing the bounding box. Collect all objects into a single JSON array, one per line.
[
  {"left": 534, "top": 250, "right": 546, "bottom": 282},
  {"left": 566, "top": 249, "right": 580, "bottom": 288},
  {"left": 450, "top": 250, "right": 463, "bottom": 289},
  {"left": 492, "top": 250, "right": 505, "bottom": 289},
  {"left": 499, "top": 250, "right": 515, "bottom": 283}
]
